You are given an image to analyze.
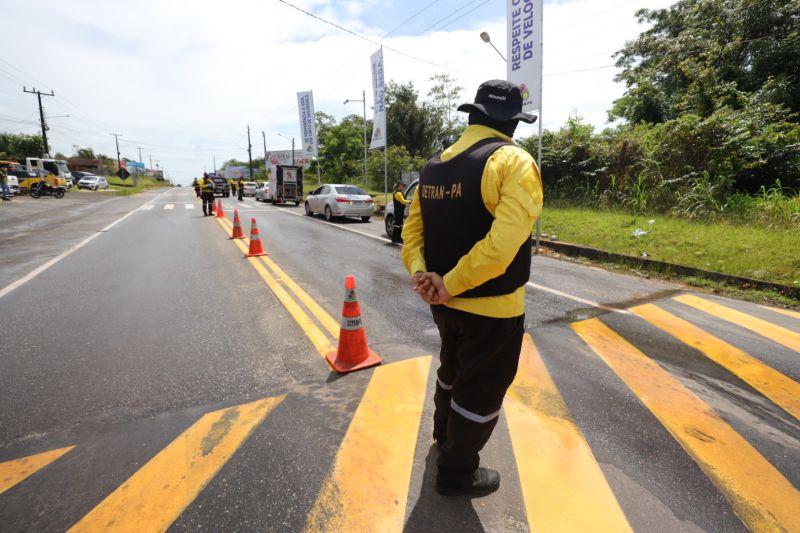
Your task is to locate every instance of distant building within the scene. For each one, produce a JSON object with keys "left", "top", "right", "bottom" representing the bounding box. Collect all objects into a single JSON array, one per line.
[{"left": 67, "top": 158, "right": 107, "bottom": 175}]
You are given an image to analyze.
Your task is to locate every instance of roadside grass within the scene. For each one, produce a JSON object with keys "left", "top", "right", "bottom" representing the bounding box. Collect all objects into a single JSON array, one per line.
[
  {"left": 107, "top": 176, "right": 167, "bottom": 196},
  {"left": 540, "top": 207, "right": 800, "bottom": 287}
]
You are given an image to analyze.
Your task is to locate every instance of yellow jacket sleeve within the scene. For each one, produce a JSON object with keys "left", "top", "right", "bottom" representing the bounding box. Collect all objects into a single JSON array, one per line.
[
  {"left": 400, "top": 187, "right": 426, "bottom": 275},
  {"left": 394, "top": 191, "right": 412, "bottom": 205},
  {"left": 442, "top": 146, "right": 543, "bottom": 297}
]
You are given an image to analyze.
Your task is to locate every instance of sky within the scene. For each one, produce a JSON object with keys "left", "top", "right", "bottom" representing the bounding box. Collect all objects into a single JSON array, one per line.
[{"left": 0, "top": 0, "right": 675, "bottom": 184}]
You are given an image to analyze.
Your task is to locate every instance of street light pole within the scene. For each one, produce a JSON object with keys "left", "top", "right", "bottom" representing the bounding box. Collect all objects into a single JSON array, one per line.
[
  {"left": 344, "top": 90, "right": 368, "bottom": 190},
  {"left": 479, "top": 32, "right": 507, "bottom": 62},
  {"left": 481, "top": 30, "right": 541, "bottom": 253},
  {"left": 277, "top": 133, "right": 295, "bottom": 166}
]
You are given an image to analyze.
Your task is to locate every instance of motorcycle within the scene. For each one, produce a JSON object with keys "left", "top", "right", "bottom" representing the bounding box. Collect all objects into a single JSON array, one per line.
[{"left": 30, "top": 180, "right": 66, "bottom": 199}]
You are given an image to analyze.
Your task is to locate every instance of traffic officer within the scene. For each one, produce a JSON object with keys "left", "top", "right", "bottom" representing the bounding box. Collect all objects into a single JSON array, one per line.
[
  {"left": 401, "top": 79, "right": 542, "bottom": 496},
  {"left": 237, "top": 178, "right": 245, "bottom": 201},
  {"left": 391, "top": 181, "right": 411, "bottom": 243},
  {"left": 200, "top": 173, "right": 215, "bottom": 216},
  {"left": 230, "top": 178, "right": 237, "bottom": 198},
  {"left": 191, "top": 178, "right": 201, "bottom": 198}
]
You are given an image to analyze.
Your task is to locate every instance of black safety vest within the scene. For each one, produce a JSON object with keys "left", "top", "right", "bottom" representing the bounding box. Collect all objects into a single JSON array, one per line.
[
  {"left": 393, "top": 192, "right": 406, "bottom": 221},
  {"left": 419, "top": 138, "right": 531, "bottom": 298}
]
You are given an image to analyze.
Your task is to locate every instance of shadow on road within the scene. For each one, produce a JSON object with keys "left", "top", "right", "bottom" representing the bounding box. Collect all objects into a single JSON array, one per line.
[{"left": 404, "top": 444, "right": 486, "bottom": 533}]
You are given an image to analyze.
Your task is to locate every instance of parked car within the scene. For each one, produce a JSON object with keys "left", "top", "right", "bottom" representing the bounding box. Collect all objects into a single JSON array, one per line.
[
  {"left": 209, "top": 177, "right": 230, "bottom": 197},
  {"left": 384, "top": 179, "right": 418, "bottom": 239},
  {"left": 242, "top": 181, "right": 258, "bottom": 196},
  {"left": 254, "top": 183, "right": 271, "bottom": 202},
  {"left": 71, "top": 171, "right": 95, "bottom": 187},
  {"left": 0, "top": 161, "right": 27, "bottom": 195},
  {"left": 304, "top": 184, "right": 374, "bottom": 222},
  {"left": 78, "top": 175, "right": 109, "bottom": 190},
  {"left": 4, "top": 174, "right": 19, "bottom": 195}
]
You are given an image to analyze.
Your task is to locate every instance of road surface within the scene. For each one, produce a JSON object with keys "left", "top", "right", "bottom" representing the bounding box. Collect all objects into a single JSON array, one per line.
[{"left": 1, "top": 188, "right": 798, "bottom": 532}]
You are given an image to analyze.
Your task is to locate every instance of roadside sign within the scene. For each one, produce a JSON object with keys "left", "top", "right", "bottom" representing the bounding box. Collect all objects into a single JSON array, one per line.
[{"left": 116, "top": 168, "right": 131, "bottom": 180}]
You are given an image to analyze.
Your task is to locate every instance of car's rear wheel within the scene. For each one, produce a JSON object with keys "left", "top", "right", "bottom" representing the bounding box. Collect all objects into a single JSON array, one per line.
[
  {"left": 385, "top": 214, "right": 395, "bottom": 238},
  {"left": 325, "top": 205, "right": 333, "bottom": 221},
  {"left": 304, "top": 202, "right": 312, "bottom": 216},
  {"left": 361, "top": 216, "right": 371, "bottom": 222}
]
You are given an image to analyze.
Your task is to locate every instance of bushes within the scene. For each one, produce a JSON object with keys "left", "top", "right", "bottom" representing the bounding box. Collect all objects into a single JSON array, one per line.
[{"left": 520, "top": 101, "right": 800, "bottom": 226}]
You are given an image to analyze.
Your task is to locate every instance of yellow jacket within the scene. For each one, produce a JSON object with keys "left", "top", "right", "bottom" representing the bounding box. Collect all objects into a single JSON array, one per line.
[
  {"left": 200, "top": 178, "right": 215, "bottom": 191},
  {"left": 401, "top": 124, "right": 543, "bottom": 318}
]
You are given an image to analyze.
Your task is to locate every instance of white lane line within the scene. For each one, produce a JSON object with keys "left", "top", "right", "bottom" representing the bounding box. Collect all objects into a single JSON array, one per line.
[
  {"left": 164, "top": 204, "right": 174, "bottom": 210},
  {"left": 275, "top": 207, "right": 390, "bottom": 244},
  {"left": 269, "top": 206, "right": 632, "bottom": 314},
  {"left": 185, "top": 204, "right": 195, "bottom": 210},
  {"left": 0, "top": 188, "right": 175, "bottom": 300},
  {"left": 526, "top": 282, "right": 631, "bottom": 314}
]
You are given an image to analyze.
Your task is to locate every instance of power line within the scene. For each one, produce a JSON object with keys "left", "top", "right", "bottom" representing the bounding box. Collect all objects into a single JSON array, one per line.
[
  {"left": 274, "top": 0, "right": 475, "bottom": 78},
  {"left": 313, "top": 0, "right": 443, "bottom": 91}
]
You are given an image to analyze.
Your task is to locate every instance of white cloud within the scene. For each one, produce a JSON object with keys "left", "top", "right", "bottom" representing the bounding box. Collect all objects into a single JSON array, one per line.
[{"left": 0, "top": 0, "right": 675, "bottom": 183}]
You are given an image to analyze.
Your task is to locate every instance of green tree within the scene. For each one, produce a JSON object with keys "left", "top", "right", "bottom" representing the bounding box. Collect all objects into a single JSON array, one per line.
[
  {"left": 73, "top": 146, "right": 97, "bottom": 159},
  {"left": 0, "top": 133, "right": 45, "bottom": 160},
  {"left": 367, "top": 145, "right": 427, "bottom": 192},
  {"left": 427, "top": 73, "right": 465, "bottom": 143},
  {"left": 612, "top": 0, "right": 800, "bottom": 123},
  {"left": 386, "top": 81, "right": 442, "bottom": 158},
  {"left": 317, "top": 113, "right": 368, "bottom": 182}
]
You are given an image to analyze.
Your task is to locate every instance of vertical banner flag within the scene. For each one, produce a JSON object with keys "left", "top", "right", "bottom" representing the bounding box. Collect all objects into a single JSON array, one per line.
[
  {"left": 296, "top": 90, "right": 318, "bottom": 157},
  {"left": 507, "top": 0, "right": 543, "bottom": 111},
  {"left": 369, "top": 48, "right": 386, "bottom": 149}
]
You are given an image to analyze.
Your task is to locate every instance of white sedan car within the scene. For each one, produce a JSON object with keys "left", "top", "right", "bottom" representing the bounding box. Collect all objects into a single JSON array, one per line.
[
  {"left": 242, "top": 182, "right": 258, "bottom": 196},
  {"left": 304, "top": 184, "right": 374, "bottom": 222},
  {"left": 255, "top": 183, "right": 270, "bottom": 202},
  {"left": 77, "top": 175, "right": 109, "bottom": 190}
]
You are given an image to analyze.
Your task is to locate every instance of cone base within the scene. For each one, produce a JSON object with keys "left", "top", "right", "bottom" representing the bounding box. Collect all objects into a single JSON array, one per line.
[
  {"left": 246, "top": 251, "right": 267, "bottom": 257},
  {"left": 325, "top": 348, "right": 382, "bottom": 374},
  {"left": 231, "top": 235, "right": 246, "bottom": 240}
]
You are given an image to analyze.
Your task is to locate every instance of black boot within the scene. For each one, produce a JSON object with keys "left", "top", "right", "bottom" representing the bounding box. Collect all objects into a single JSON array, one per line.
[{"left": 436, "top": 467, "right": 500, "bottom": 496}]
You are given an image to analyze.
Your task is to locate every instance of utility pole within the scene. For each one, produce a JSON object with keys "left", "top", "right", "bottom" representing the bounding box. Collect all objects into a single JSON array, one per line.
[
  {"left": 109, "top": 133, "right": 124, "bottom": 184},
  {"left": 344, "top": 89, "right": 368, "bottom": 189},
  {"left": 23, "top": 87, "right": 55, "bottom": 157},
  {"left": 261, "top": 131, "right": 268, "bottom": 182},
  {"left": 246, "top": 125, "right": 253, "bottom": 180},
  {"left": 149, "top": 155, "right": 153, "bottom": 171},
  {"left": 136, "top": 147, "right": 144, "bottom": 184},
  {"left": 213, "top": 155, "right": 216, "bottom": 174}
]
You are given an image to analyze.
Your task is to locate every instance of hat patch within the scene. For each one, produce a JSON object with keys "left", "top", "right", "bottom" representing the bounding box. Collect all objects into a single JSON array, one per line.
[{"left": 487, "top": 94, "right": 507, "bottom": 101}]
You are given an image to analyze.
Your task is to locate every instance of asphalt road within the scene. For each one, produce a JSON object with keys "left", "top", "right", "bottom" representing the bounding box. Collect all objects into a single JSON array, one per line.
[{"left": 1, "top": 188, "right": 798, "bottom": 532}]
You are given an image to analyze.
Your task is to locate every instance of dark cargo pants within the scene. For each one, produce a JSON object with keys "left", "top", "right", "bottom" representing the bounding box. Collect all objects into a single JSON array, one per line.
[{"left": 430, "top": 304, "right": 524, "bottom": 482}]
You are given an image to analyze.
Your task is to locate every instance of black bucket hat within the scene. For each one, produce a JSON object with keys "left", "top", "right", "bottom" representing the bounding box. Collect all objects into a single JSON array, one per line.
[{"left": 457, "top": 79, "right": 537, "bottom": 124}]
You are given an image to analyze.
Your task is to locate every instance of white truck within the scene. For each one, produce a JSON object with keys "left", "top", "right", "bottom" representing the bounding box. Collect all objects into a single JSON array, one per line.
[
  {"left": 25, "top": 158, "right": 72, "bottom": 189},
  {"left": 267, "top": 165, "right": 303, "bottom": 205}
]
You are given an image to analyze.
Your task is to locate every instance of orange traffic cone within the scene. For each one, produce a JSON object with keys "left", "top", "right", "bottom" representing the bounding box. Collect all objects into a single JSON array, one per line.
[
  {"left": 326, "top": 275, "right": 382, "bottom": 373},
  {"left": 230, "top": 209, "right": 246, "bottom": 239},
  {"left": 215, "top": 199, "right": 225, "bottom": 218},
  {"left": 246, "top": 218, "right": 267, "bottom": 257}
]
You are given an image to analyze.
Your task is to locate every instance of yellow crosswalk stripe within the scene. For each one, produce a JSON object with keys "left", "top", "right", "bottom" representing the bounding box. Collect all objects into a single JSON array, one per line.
[
  {"left": 760, "top": 305, "right": 800, "bottom": 320},
  {"left": 505, "top": 334, "right": 632, "bottom": 532},
  {"left": 632, "top": 304, "right": 800, "bottom": 420},
  {"left": 572, "top": 318, "right": 800, "bottom": 532},
  {"left": 0, "top": 446, "right": 75, "bottom": 494},
  {"left": 304, "top": 356, "right": 431, "bottom": 533},
  {"left": 675, "top": 294, "right": 800, "bottom": 352},
  {"left": 68, "top": 395, "right": 285, "bottom": 533}
]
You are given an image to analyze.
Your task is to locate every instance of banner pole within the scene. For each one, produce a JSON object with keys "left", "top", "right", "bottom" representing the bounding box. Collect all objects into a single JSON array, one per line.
[{"left": 534, "top": 1, "right": 544, "bottom": 255}]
